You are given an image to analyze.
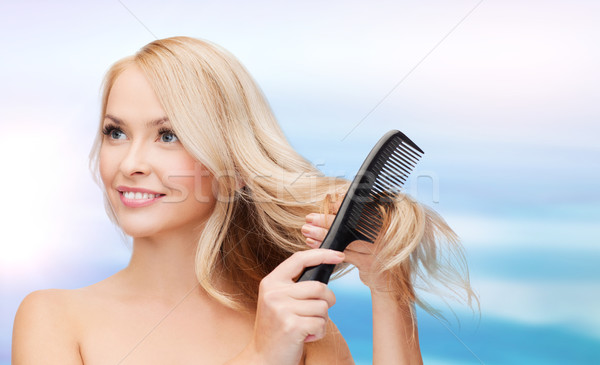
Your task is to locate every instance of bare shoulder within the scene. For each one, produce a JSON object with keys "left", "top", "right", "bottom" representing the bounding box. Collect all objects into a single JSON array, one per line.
[
  {"left": 12, "top": 289, "right": 84, "bottom": 364},
  {"left": 305, "top": 320, "right": 355, "bottom": 365}
]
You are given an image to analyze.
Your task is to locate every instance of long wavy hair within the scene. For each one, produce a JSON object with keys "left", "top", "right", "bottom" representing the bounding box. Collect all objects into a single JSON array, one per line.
[{"left": 89, "top": 36, "right": 476, "bottom": 316}]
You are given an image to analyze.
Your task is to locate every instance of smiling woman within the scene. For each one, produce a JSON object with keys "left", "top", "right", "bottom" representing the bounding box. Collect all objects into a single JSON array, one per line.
[
  {"left": 11, "top": 36, "right": 476, "bottom": 365},
  {"left": 97, "top": 65, "right": 217, "bottom": 240}
]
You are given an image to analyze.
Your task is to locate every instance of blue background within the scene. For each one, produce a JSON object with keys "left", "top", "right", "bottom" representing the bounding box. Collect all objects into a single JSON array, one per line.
[{"left": 1, "top": 1, "right": 599, "bottom": 364}]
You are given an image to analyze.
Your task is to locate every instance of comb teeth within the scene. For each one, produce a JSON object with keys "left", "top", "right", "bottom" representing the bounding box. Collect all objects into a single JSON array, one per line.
[
  {"left": 296, "top": 130, "right": 423, "bottom": 284},
  {"left": 349, "top": 136, "right": 423, "bottom": 243}
]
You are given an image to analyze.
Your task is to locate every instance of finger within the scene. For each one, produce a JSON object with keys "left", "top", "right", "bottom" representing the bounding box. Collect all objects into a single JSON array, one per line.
[
  {"left": 269, "top": 249, "right": 345, "bottom": 281},
  {"left": 301, "top": 224, "right": 329, "bottom": 242},
  {"left": 306, "top": 213, "right": 336, "bottom": 229},
  {"left": 287, "top": 281, "right": 336, "bottom": 307},
  {"left": 288, "top": 298, "right": 332, "bottom": 318},
  {"left": 300, "top": 316, "right": 328, "bottom": 343},
  {"left": 304, "top": 334, "right": 318, "bottom": 343},
  {"left": 305, "top": 237, "right": 321, "bottom": 248}
]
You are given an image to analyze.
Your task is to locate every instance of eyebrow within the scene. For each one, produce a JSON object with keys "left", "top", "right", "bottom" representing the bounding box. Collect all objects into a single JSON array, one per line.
[{"left": 104, "top": 114, "right": 170, "bottom": 128}]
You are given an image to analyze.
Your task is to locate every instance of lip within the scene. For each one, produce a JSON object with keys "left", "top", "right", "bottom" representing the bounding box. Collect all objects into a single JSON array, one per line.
[
  {"left": 116, "top": 185, "right": 166, "bottom": 208},
  {"left": 117, "top": 185, "right": 164, "bottom": 195}
]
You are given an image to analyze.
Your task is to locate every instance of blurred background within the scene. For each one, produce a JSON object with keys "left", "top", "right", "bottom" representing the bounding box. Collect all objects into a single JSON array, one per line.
[{"left": 1, "top": 1, "right": 599, "bottom": 364}]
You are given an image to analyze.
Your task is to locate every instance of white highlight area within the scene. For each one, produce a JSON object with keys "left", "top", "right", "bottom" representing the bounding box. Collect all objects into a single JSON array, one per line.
[{"left": 0, "top": 125, "right": 69, "bottom": 274}]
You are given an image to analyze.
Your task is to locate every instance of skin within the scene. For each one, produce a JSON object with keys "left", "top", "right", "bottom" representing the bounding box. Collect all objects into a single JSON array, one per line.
[
  {"left": 302, "top": 211, "right": 423, "bottom": 364},
  {"left": 11, "top": 64, "right": 421, "bottom": 364}
]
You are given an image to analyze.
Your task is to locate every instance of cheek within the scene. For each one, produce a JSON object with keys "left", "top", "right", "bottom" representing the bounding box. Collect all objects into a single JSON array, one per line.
[
  {"left": 193, "top": 172, "right": 216, "bottom": 203},
  {"left": 159, "top": 154, "right": 213, "bottom": 200},
  {"left": 98, "top": 146, "right": 115, "bottom": 187}
]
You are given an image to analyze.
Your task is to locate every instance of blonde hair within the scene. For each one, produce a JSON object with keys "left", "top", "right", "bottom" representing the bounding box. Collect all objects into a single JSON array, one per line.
[{"left": 89, "top": 36, "right": 476, "bottom": 315}]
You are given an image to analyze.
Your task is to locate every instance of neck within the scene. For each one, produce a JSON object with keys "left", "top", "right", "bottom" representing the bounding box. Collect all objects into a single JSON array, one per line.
[{"left": 121, "top": 227, "right": 204, "bottom": 303}]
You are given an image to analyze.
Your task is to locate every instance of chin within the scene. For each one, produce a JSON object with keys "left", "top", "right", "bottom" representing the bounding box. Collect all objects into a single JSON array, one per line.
[
  {"left": 115, "top": 216, "right": 164, "bottom": 238},
  {"left": 121, "top": 226, "right": 162, "bottom": 239}
]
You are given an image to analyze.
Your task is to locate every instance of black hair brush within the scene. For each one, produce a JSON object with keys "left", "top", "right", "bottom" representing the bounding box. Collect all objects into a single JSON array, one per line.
[{"left": 298, "top": 130, "right": 424, "bottom": 284}]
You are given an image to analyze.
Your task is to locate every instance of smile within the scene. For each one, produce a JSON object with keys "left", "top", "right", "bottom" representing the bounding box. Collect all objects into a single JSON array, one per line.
[
  {"left": 117, "top": 186, "right": 166, "bottom": 208},
  {"left": 122, "top": 191, "right": 161, "bottom": 200}
]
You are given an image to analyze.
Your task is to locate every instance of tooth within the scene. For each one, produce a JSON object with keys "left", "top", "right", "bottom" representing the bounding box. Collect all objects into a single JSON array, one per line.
[
  {"left": 125, "top": 192, "right": 131, "bottom": 199},
  {"left": 135, "top": 192, "right": 142, "bottom": 199},
  {"left": 143, "top": 193, "right": 149, "bottom": 199},
  {"left": 148, "top": 194, "right": 155, "bottom": 199}
]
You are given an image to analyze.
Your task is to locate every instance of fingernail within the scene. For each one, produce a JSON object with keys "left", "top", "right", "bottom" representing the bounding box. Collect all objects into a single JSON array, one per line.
[
  {"left": 301, "top": 224, "right": 311, "bottom": 235},
  {"left": 306, "top": 213, "right": 316, "bottom": 223},
  {"left": 306, "top": 237, "right": 318, "bottom": 246},
  {"left": 334, "top": 251, "right": 345, "bottom": 258}
]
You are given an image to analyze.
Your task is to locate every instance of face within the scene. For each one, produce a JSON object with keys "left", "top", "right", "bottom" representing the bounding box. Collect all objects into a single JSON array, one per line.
[{"left": 99, "top": 65, "right": 217, "bottom": 239}]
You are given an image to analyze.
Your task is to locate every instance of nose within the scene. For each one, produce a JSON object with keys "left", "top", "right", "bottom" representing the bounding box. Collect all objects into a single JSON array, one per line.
[{"left": 119, "top": 140, "right": 151, "bottom": 176}]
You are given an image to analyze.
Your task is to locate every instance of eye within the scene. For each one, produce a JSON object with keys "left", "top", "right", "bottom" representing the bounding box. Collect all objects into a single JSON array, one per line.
[
  {"left": 158, "top": 128, "right": 179, "bottom": 143},
  {"left": 102, "top": 124, "right": 126, "bottom": 140}
]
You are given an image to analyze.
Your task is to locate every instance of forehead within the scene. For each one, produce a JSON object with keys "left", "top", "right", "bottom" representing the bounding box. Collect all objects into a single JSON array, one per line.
[{"left": 105, "top": 65, "right": 166, "bottom": 123}]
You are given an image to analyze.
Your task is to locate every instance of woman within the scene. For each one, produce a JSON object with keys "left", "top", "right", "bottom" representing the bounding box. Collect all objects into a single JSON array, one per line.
[{"left": 12, "top": 36, "right": 475, "bottom": 364}]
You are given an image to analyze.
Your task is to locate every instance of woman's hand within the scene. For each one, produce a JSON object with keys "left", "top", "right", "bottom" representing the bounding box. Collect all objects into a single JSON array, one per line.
[
  {"left": 301, "top": 212, "right": 391, "bottom": 294},
  {"left": 240, "top": 249, "right": 345, "bottom": 365},
  {"left": 301, "top": 212, "right": 424, "bottom": 364}
]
